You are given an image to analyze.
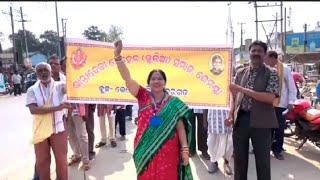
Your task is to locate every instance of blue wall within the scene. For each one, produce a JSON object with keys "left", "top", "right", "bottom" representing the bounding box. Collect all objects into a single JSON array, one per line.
[{"left": 30, "top": 54, "right": 47, "bottom": 67}]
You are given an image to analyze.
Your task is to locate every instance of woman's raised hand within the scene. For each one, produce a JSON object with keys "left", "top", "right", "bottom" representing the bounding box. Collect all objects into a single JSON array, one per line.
[{"left": 114, "top": 40, "right": 123, "bottom": 57}]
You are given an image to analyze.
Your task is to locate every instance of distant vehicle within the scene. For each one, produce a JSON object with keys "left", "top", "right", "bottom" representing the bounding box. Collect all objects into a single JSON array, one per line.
[{"left": 24, "top": 72, "right": 37, "bottom": 91}]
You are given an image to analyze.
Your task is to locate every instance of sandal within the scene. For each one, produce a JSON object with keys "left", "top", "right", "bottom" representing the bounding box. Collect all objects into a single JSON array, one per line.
[
  {"left": 95, "top": 141, "right": 106, "bottom": 148},
  {"left": 68, "top": 155, "right": 81, "bottom": 166},
  {"left": 110, "top": 140, "right": 117, "bottom": 148},
  {"left": 80, "top": 163, "right": 90, "bottom": 171}
]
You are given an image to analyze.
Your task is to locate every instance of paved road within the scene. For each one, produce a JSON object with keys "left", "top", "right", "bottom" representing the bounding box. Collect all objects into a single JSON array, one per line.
[{"left": 0, "top": 94, "right": 320, "bottom": 179}]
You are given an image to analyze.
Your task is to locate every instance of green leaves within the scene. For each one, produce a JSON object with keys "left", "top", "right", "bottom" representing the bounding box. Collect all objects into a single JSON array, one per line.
[{"left": 82, "top": 25, "right": 123, "bottom": 43}]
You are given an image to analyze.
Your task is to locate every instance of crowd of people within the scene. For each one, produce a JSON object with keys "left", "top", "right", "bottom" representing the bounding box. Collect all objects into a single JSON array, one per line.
[{"left": 25, "top": 39, "right": 299, "bottom": 180}]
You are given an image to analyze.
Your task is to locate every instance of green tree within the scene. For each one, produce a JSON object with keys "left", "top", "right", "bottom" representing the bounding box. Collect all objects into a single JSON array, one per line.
[
  {"left": 83, "top": 25, "right": 123, "bottom": 42},
  {"left": 105, "top": 25, "right": 123, "bottom": 42},
  {"left": 39, "top": 30, "right": 58, "bottom": 56},
  {"left": 82, "top": 26, "right": 104, "bottom": 41},
  {"left": 9, "top": 30, "right": 41, "bottom": 63}
]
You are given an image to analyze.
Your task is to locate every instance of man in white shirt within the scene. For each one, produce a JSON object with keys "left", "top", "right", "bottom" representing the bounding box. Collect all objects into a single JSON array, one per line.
[
  {"left": 48, "top": 54, "right": 66, "bottom": 82},
  {"left": 53, "top": 56, "right": 91, "bottom": 170},
  {"left": 26, "top": 62, "right": 70, "bottom": 180},
  {"left": 264, "top": 51, "right": 297, "bottom": 160},
  {"left": 95, "top": 104, "right": 117, "bottom": 148},
  {"left": 12, "top": 70, "right": 22, "bottom": 96}
]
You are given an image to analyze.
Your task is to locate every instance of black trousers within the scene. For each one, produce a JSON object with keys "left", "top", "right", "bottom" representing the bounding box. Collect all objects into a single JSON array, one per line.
[
  {"left": 13, "top": 84, "right": 21, "bottom": 95},
  {"left": 189, "top": 111, "right": 208, "bottom": 154},
  {"left": 271, "top": 107, "right": 286, "bottom": 153},
  {"left": 233, "top": 111, "right": 272, "bottom": 180},
  {"left": 84, "top": 105, "right": 96, "bottom": 153},
  {"left": 125, "top": 105, "right": 133, "bottom": 117},
  {"left": 115, "top": 109, "right": 126, "bottom": 136}
]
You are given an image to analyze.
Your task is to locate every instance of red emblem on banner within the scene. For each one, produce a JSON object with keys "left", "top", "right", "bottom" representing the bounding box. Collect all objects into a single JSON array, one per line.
[{"left": 71, "top": 48, "right": 87, "bottom": 70}]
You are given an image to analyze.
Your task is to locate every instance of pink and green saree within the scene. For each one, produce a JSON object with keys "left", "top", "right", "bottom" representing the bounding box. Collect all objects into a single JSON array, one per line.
[{"left": 133, "top": 87, "right": 193, "bottom": 180}]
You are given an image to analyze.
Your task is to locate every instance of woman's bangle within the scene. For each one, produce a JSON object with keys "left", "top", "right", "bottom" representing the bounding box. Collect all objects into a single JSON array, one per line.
[
  {"left": 114, "top": 55, "right": 122, "bottom": 61},
  {"left": 181, "top": 150, "right": 190, "bottom": 156},
  {"left": 181, "top": 148, "right": 189, "bottom": 152},
  {"left": 115, "top": 60, "right": 124, "bottom": 64}
]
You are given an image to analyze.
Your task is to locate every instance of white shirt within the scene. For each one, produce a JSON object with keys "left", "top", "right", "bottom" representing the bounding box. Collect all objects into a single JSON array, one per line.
[
  {"left": 207, "top": 109, "right": 232, "bottom": 134},
  {"left": 59, "top": 72, "right": 66, "bottom": 82},
  {"left": 12, "top": 74, "right": 22, "bottom": 84},
  {"left": 57, "top": 72, "right": 68, "bottom": 116},
  {"left": 26, "top": 80, "right": 66, "bottom": 134},
  {"left": 277, "top": 65, "right": 297, "bottom": 108}
]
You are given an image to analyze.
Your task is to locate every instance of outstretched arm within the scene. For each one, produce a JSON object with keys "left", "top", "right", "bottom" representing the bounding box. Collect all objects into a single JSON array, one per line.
[{"left": 114, "top": 40, "right": 140, "bottom": 97}]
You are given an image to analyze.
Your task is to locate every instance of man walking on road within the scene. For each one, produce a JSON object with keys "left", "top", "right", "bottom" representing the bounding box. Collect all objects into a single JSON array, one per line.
[
  {"left": 95, "top": 104, "right": 117, "bottom": 148},
  {"left": 226, "top": 40, "right": 280, "bottom": 180},
  {"left": 12, "top": 70, "right": 22, "bottom": 96}
]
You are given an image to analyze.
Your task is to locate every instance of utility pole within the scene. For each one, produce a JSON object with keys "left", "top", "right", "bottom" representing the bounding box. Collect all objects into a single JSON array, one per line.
[
  {"left": 280, "top": 1, "right": 283, "bottom": 52},
  {"left": 254, "top": 1, "right": 258, "bottom": 40},
  {"left": 18, "top": 7, "right": 29, "bottom": 59},
  {"left": 55, "top": 1, "right": 61, "bottom": 59},
  {"left": 61, "top": 18, "right": 67, "bottom": 38},
  {"left": 238, "top": 22, "right": 245, "bottom": 64},
  {"left": 304, "top": 23, "right": 307, "bottom": 52},
  {"left": 10, "top": 7, "right": 17, "bottom": 64},
  {"left": 253, "top": 1, "right": 283, "bottom": 49},
  {"left": 239, "top": 22, "right": 246, "bottom": 48},
  {"left": 284, "top": 7, "right": 287, "bottom": 61},
  {"left": 275, "top": 13, "right": 278, "bottom": 49},
  {"left": 226, "top": 2, "right": 234, "bottom": 46},
  {"left": 2, "top": 7, "right": 17, "bottom": 64}
]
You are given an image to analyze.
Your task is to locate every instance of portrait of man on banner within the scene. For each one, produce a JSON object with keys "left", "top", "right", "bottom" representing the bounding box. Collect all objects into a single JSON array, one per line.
[{"left": 209, "top": 54, "right": 224, "bottom": 76}]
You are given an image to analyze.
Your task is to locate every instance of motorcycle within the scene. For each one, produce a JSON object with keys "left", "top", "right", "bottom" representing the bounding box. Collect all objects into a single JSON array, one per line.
[
  {"left": 5, "top": 83, "right": 14, "bottom": 95},
  {"left": 284, "top": 99, "right": 320, "bottom": 150}
]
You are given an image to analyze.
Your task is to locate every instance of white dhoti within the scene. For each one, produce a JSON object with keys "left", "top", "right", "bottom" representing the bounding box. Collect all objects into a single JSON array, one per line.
[{"left": 207, "top": 133, "right": 233, "bottom": 163}]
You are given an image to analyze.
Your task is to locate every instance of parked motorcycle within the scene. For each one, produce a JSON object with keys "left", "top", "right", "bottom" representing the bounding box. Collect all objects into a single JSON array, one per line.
[
  {"left": 284, "top": 99, "right": 320, "bottom": 150},
  {"left": 4, "top": 82, "right": 13, "bottom": 95}
]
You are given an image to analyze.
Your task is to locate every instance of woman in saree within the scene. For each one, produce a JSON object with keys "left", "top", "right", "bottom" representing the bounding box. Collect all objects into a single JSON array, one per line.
[{"left": 113, "top": 40, "right": 193, "bottom": 180}]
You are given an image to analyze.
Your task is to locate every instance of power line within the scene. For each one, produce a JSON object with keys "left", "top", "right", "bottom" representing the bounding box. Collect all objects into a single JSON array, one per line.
[{"left": 252, "top": 1, "right": 283, "bottom": 51}]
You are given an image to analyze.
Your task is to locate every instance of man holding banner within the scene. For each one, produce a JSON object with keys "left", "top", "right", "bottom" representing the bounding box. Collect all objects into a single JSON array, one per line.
[
  {"left": 26, "top": 62, "right": 70, "bottom": 180},
  {"left": 227, "top": 40, "right": 280, "bottom": 180}
]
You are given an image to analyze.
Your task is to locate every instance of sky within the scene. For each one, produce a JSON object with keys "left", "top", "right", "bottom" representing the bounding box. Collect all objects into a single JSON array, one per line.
[{"left": 1, "top": 1, "right": 320, "bottom": 50}]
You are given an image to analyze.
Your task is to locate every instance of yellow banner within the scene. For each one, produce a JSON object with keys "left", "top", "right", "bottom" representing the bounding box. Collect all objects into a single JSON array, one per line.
[{"left": 66, "top": 38, "right": 232, "bottom": 109}]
